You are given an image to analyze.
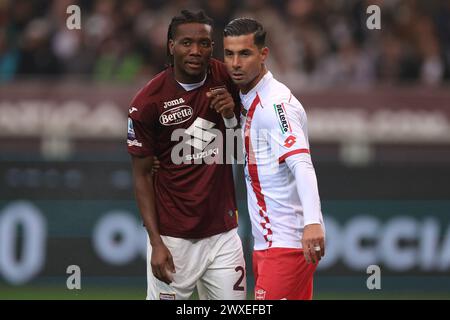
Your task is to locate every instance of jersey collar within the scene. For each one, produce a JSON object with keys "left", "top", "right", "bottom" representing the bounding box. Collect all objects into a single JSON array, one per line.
[
  {"left": 239, "top": 71, "right": 273, "bottom": 105},
  {"left": 168, "top": 64, "right": 211, "bottom": 94}
]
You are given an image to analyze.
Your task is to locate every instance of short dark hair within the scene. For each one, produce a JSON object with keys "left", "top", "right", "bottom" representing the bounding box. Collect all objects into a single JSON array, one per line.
[
  {"left": 166, "top": 10, "right": 213, "bottom": 63},
  {"left": 223, "top": 18, "right": 266, "bottom": 48}
]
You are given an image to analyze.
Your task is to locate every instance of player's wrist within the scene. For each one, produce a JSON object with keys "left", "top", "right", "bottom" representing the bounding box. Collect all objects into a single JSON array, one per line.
[
  {"left": 221, "top": 108, "right": 235, "bottom": 118},
  {"left": 304, "top": 221, "right": 322, "bottom": 227},
  {"left": 149, "top": 234, "right": 164, "bottom": 247},
  {"left": 223, "top": 114, "right": 238, "bottom": 128}
]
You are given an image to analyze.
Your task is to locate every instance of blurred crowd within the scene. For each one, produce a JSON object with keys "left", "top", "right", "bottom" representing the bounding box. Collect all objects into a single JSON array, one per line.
[{"left": 0, "top": 0, "right": 449, "bottom": 89}]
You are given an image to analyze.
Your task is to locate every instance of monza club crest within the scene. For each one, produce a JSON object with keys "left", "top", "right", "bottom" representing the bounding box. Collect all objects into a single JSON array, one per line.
[{"left": 255, "top": 289, "right": 266, "bottom": 300}]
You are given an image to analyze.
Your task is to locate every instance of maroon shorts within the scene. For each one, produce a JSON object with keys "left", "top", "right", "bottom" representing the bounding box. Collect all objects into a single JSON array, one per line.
[{"left": 253, "top": 247, "right": 317, "bottom": 300}]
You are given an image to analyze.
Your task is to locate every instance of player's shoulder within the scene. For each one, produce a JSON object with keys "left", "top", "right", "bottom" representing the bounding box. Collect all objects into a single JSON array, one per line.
[
  {"left": 258, "top": 75, "right": 289, "bottom": 105},
  {"left": 257, "top": 74, "right": 307, "bottom": 129},
  {"left": 259, "top": 75, "right": 303, "bottom": 112},
  {"left": 128, "top": 69, "right": 168, "bottom": 120},
  {"left": 132, "top": 69, "right": 168, "bottom": 106}
]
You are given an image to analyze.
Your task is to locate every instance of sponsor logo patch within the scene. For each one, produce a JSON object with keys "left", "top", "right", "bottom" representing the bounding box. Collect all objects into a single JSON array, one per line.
[
  {"left": 274, "top": 103, "right": 290, "bottom": 134},
  {"left": 127, "top": 139, "right": 142, "bottom": 147},
  {"left": 209, "top": 85, "right": 226, "bottom": 94},
  {"left": 127, "top": 117, "right": 135, "bottom": 140},
  {"left": 185, "top": 117, "right": 217, "bottom": 150},
  {"left": 159, "top": 105, "right": 193, "bottom": 126},
  {"left": 127, "top": 118, "right": 142, "bottom": 147},
  {"left": 183, "top": 117, "right": 219, "bottom": 161}
]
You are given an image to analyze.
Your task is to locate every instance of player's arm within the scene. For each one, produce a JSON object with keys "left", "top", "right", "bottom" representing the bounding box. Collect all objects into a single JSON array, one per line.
[
  {"left": 285, "top": 154, "right": 325, "bottom": 264},
  {"left": 264, "top": 98, "right": 325, "bottom": 264},
  {"left": 131, "top": 155, "right": 175, "bottom": 284}
]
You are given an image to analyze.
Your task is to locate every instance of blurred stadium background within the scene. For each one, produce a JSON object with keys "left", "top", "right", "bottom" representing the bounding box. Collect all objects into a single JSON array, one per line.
[{"left": 1, "top": 0, "right": 450, "bottom": 300}]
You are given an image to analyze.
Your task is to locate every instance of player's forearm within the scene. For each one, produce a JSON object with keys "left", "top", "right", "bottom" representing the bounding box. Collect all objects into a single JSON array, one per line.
[
  {"left": 133, "top": 173, "right": 163, "bottom": 246},
  {"left": 286, "top": 154, "right": 322, "bottom": 225}
]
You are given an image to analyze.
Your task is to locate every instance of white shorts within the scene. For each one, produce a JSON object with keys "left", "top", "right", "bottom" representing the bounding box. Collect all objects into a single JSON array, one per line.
[{"left": 146, "top": 228, "right": 246, "bottom": 300}]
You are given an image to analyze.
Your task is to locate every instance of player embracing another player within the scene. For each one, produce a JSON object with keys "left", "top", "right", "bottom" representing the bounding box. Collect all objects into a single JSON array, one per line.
[{"left": 128, "top": 10, "right": 246, "bottom": 300}]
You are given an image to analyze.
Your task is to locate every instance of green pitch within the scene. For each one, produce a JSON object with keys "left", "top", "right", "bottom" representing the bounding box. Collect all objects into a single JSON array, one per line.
[{"left": 1, "top": 286, "right": 449, "bottom": 300}]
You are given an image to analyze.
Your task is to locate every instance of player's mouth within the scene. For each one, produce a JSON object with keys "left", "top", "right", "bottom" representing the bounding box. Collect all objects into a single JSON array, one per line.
[
  {"left": 231, "top": 73, "right": 245, "bottom": 81},
  {"left": 185, "top": 60, "right": 203, "bottom": 70}
]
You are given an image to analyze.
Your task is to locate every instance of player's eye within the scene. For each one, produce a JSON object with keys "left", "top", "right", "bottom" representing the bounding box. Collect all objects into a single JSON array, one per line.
[
  {"left": 182, "top": 40, "right": 191, "bottom": 46},
  {"left": 200, "top": 40, "right": 211, "bottom": 47}
]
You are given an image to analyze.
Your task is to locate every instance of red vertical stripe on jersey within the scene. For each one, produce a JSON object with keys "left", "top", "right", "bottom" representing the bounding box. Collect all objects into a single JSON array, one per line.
[
  {"left": 245, "top": 94, "right": 272, "bottom": 247},
  {"left": 245, "top": 94, "right": 265, "bottom": 211}
]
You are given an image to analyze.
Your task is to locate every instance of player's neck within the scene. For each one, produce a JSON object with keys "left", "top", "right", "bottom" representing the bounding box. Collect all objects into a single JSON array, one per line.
[
  {"left": 240, "top": 66, "right": 268, "bottom": 95},
  {"left": 173, "top": 65, "right": 207, "bottom": 84}
]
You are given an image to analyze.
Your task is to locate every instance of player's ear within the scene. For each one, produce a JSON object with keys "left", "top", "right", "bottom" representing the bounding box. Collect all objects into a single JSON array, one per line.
[
  {"left": 168, "top": 39, "right": 175, "bottom": 55},
  {"left": 260, "top": 47, "right": 269, "bottom": 62},
  {"left": 210, "top": 41, "right": 214, "bottom": 56}
]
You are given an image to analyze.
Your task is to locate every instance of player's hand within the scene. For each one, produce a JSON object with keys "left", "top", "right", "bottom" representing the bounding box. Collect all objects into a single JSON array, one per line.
[
  {"left": 302, "top": 224, "right": 325, "bottom": 264},
  {"left": 206, "top": 87, "right": 235, "bottom": 119},
  {"left": 151, "top": 156, "right": 160, "bottom": 175},
  {"left": 150, "top": 242, "right": 176, "bottom": 284}
]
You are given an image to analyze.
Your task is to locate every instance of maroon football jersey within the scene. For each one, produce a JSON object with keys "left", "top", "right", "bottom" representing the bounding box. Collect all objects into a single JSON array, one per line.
[{"left": 127, "top": 59, "right": 240, "bottom": 238}]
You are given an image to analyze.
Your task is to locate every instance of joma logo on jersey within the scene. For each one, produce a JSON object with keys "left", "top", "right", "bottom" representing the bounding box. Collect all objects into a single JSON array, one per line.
[
  {"left": 159, "top": 105, "right": 193, "bottom": 126},
  {"left": 274, "top": 104, "right": 290, "bottom": 134},
  {"left": 163, "top": 98, "right": 185, "bottom": 109}
]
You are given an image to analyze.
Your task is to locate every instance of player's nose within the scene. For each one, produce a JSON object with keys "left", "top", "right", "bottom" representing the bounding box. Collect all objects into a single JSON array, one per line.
[
  {"left": 189, "top": 43, "right": 201, "bottom": 56},
  {"left": 232, "top": 56, "right": 241, "bottom": 69}
]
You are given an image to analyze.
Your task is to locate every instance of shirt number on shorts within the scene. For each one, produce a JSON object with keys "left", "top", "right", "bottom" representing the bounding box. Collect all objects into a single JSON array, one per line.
[{"left": 233, "top": 266, "right": 245, "bottom": 291}]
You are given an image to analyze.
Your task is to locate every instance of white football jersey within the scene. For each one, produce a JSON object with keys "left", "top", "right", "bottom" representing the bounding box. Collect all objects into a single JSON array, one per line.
[{"left": 240, "top": 71, "right": 324, "bottom": 250}]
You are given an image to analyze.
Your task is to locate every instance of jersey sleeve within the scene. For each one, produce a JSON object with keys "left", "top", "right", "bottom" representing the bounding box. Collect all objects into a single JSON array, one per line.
[
  {"left": 127, "top": 92, "right": 158, "bottom": 157},
  {"left": 261, "top": 97, "right": 310, "bottom": 163},
  {"left": 286, "top": 154, "right": 323, "bottom": 226},
  {"left": 263, "top": 95, "right": 323, "bottom": 226}
]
